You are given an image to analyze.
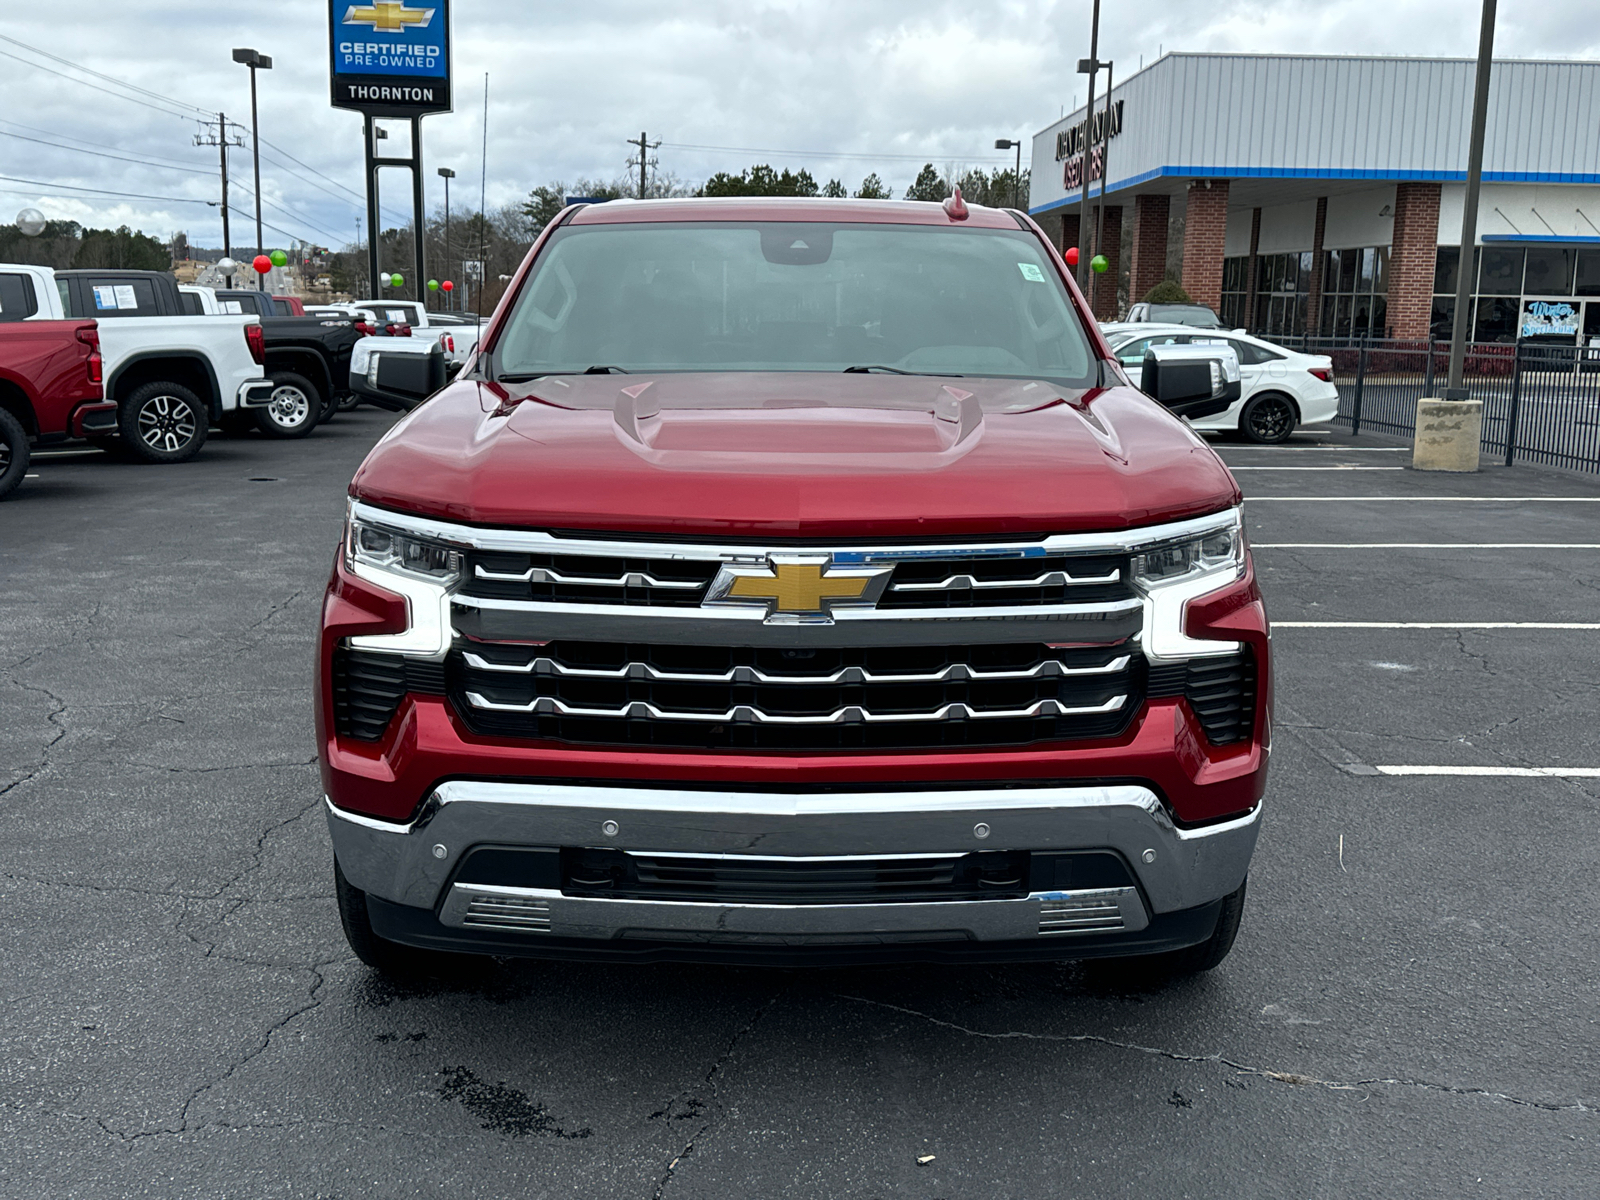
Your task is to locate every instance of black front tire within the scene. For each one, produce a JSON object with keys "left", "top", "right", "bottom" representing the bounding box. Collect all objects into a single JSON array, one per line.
[
  {"left": 118, "top": 382, "right": 208, "bottom": 464},
  {"left": 334, "top": 857, "right": 477, "bottom": 978},
  {"left": 0, "top": 407, "right": 30, "bottom": 500},
  {"left": 316, "top": 388, "right": 341, "bottom": 425},
  {"left": 1097, "top": 878, "right": 1247, "bottom": 985},
  {"left": 255, "top": 372, "right": 320, "bottom": 439},
  {"left": 1239, "top": 392, "right": 1298, "bottom": 444}
]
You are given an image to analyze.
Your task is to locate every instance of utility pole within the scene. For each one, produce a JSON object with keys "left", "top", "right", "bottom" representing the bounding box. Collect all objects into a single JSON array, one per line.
[
  {"left": 194, "top": 113, "right": 244, "bottom": 286},
  {"left": 1075, "top": 0, "right": 1104, "bottom": 288},
  {"left": 438, "top": 167, "right": 455, "bottom": 312},
  {"left": 626, "top": 131, "right": 661, "bottom": 199},
  {"left": 233, "top": 49, "right": 273, "bottom": 260},
  {"left": 1446, "top": 0, "right": 1498, "bottom": 398},
  {"left": 1091, "top": 60, "right": 1114, "bottom": 315},
  {"left": 994, "top": 138, "right": 1023, "bottom": 210}
]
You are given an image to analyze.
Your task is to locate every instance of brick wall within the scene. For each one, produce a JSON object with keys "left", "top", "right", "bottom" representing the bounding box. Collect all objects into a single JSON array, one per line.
[
  {"left": 1128, "top": 194, "right": 1168, "bottom": 304},
  {"left": 1088, "top": 205, "right": 1123, "bottom": 319},
  {"left": 1389, "top": 182, "right": 1441, "bottom": 340},
  {"left": 1181, "top": 180, "right": 1230, "bottom": 313},
  {"left": 1061, "top": 212, "right": 1081, "bottom": 258}
]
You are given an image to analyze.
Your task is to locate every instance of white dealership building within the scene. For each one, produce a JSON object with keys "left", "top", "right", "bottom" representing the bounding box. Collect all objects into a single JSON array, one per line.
[{"left": 1030, "top": 53, "right": 1600, "bottom": 343}]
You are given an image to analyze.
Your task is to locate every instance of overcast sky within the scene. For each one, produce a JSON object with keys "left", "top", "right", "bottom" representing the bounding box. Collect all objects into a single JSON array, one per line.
[{"left": 2, "top": 0, "right": 1598, "bottom": 252}]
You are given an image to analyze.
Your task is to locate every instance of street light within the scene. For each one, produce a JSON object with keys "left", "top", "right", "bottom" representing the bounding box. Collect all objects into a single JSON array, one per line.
[
  {"left": 231, "top": 48, "right": 272, "bottom": 263},
  {"left": 994, "top": 139, "right": 1022, "bottom": 210},
  {"left": 438, "top": 167, "right": 456, "bottom": 311}
]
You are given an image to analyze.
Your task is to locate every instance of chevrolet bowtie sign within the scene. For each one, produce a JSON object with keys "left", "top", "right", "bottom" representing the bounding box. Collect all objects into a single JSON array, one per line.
[
  {"left": 706, "top": 558, "right": 893, "bottom": 620},
  {"left": 329, "top": 0, "right": 452, "bottom": 116}
]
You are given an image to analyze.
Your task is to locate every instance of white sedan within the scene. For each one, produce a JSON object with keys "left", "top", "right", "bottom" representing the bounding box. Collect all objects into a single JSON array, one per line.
[{"left": 1102, "top": 323, "right": 1340, "bottom": 443}]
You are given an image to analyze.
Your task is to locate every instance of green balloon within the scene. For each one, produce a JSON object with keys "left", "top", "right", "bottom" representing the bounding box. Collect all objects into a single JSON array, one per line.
[
  {"left": 389, "top": 273, "right": 404, "bottom": 288},
  {"left": 268, "top": 249, "right": 288, "bottom": 267},
  {"left": 1091, "top": 254, "right": 1109, "bottom": 274},
  {"left": 427, "top": 279, "right": 440, "bottom": 291}
]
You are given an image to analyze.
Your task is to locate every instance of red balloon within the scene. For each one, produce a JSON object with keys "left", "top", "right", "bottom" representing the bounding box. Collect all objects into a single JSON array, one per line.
[
  {"left": 441, "top": 280, "right": 454, "bottom": 292},
  {"left": 1065, "top": 247, "right": 1080, "bottom": 267},
  {"left": 252, "top": 254, "right": 272, "bottom": 274}
]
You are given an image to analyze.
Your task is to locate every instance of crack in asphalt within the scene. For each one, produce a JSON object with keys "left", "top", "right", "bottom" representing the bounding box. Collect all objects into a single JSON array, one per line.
[
  {"left": 652, "top": 993, "right": 782, "bottom": 1199},
  {"left": 838, "top": 995, "right": 1597, "bottom": 1115},
  {"left": 0, "top": 679, "right": 68, "bottom": 799}
]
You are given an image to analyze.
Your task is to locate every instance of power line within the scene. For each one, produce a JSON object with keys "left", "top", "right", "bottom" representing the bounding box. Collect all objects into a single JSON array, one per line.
[
  {"left": 0, "top": 117, "right": 214, "bottom": 174},
  {"left": 0, "top": 33, "right": 208, "bottom": 119},
  {"left": 0, "top": 127, "right": 214, "bottom": 175},
  {"left": 0, "top": 48, "right": 195, "bottom": 122}
]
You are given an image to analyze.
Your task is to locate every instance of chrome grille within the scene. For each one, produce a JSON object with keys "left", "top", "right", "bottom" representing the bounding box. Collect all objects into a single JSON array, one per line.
[
  {"left": 879, "top": 552, "right": 1132, "bottom": 609},
  {"left": 449, "top": 641, "right": 1142, "bottom": 751},
  {"left": 461, "top": 892, "right": 551, "bottom": 931},
  {"left": 461, "top": 549, "right": 718, "bottom": 607},
  {"left": 1039, "top": 889, "right": 1134, "bottom": 934}
]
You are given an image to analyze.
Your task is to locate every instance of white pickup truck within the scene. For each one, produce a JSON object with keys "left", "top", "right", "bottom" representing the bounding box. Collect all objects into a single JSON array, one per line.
[
  {"left": 0, "top": 264, "right": 272, "bottom": 462},
  {"left": 354, "top": 299, "right": 478, "bottom": 370}
]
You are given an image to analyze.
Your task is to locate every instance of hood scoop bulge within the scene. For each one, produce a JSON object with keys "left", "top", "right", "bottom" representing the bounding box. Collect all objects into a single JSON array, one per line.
[{"left": 611, "top": 379, "right": 987, "bottom": 472}]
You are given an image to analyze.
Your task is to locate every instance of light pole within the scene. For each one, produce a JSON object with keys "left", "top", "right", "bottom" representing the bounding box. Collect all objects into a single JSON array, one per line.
[
  {"left": 1075, "top": 0, "right": 1105, "bottom": 287},
  {"left": 438, "top": 167, "right": 455, "bottom": 311},
  {"left": 232, "top": 48, "right": 272, "bottom": 262},
  {"left": 994, "top": 139, "right": 1022, "bottom": 210},
  {"left": 1446, "top": 0, "right": 1497, "bottom": 399}
]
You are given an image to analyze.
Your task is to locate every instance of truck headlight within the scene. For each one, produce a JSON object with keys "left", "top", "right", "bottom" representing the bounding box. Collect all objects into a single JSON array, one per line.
[
  {"left": 343, "top": 502, "right": 463, "bottom": 656},
  {"left": 346, "top": 514, "right": 462, "bottom": 582},
  {"left": 1132, "top": 509, "right": 1245, "bottom": 661}
]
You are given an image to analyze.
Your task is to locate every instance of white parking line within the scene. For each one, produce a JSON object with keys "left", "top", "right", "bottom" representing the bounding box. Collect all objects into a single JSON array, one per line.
[
  {"left": 1255, "top": 543, "right": 1600, "bottom": 548},
  {"left": 1275, "top": 621, "right": 1600, "bottom": 629},
  {"left": 1246, "top": 496, "right": 1600, "bottom": 502},
  {"left": 1222, "top": 446, "right": 1408, "bottom": 453},
  {"left": 1375, "top": 765, "right": 1600, "bottom": 778},
  {"left": 1228, "top": 466, "right": 1405, "bottom": 471}
]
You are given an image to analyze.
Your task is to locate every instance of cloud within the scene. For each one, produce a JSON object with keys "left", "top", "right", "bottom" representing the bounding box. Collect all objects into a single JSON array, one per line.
[{"left": 0, "top": 0, "right": 1590, "bottom": 250}]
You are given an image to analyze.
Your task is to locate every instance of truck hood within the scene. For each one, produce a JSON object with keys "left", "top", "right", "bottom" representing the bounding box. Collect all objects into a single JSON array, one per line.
[{"left": 350, "top": 372, "right": 1240, "bottom": 537}]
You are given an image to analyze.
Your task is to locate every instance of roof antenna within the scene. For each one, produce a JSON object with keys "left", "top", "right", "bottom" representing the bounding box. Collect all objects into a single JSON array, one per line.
[{"left": 942, "top": 186, "right": 969, "bottom": 221}]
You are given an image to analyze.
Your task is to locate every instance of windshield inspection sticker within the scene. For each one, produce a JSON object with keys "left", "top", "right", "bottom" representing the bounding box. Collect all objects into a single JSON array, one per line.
[
  {"left": 1017, "top": 262, "right": 1047, "bottom": 282},
  {"left": 93, "top": 285, "right": 120, "bottom": 310}
]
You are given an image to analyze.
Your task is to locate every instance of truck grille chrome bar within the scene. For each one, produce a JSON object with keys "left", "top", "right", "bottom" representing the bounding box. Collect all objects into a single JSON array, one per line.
[
  {"left": 893, "top": 568, "right": 1121, "bottom": 591},
  {"left": 474, "top": 563, "right": 704, "bottom": 589},
  {"left": 461, "top": 650, "right": 1132, "bottom": 685},
  {"left": 463, "top": 692, "right": 1128, "bottom": 725}
]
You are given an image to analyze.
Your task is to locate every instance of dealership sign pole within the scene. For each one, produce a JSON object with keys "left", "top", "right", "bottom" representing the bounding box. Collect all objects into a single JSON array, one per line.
[
  {"left": 1446, "top": 0, "right": 1496, "bottom": 398},
  {"left": 329, "top": 0, "right": 453, "bottom": 304}
]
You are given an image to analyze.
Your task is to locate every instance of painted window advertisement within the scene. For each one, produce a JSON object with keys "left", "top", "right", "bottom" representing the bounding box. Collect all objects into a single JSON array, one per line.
[
  {"left": 329, "top": 0, "right": 451, "bottom": 114},
  {"left": 1521, "top": 300, "right": 1579, "bottom": 339}
]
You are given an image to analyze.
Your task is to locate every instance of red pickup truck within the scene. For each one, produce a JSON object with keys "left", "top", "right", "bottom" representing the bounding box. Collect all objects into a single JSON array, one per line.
[
  {"left": 0, "top": 318, "right": 111, "bottom": 500},
  {"left": 319, "top": 196, "right": 1269, "bottom": 981}
]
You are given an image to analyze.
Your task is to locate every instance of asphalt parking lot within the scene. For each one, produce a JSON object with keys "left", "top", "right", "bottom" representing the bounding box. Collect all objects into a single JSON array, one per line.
[{"left": 3, "top": 413, "right": 1599, "bottom": 1198}]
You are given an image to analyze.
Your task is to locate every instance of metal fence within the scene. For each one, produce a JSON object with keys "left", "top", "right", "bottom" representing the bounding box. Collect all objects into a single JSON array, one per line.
[{"left": 1274, "top": 337, "right": 1600, "bottom": 474}]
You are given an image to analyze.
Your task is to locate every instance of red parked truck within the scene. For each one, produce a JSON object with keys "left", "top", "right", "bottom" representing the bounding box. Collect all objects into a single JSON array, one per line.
[
  {"left": 319, "top": 196, "right": 1269, "bottom": 979},
  {"left": 0, "top": 317, "right": 111, "bottom": 499}
]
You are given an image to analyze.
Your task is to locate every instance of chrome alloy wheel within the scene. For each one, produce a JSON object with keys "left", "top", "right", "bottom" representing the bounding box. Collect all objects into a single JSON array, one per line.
[
  {"left": 266, "top": 384, "right": 312, "bottom": 429},
  {"left": 137, "top": 394, "right": 198, "bottom": 453}
]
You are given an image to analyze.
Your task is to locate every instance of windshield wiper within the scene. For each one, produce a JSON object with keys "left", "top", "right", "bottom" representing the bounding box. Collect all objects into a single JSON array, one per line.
[{"left": 843, "top": 365, "right": 963, "bottom": 377}]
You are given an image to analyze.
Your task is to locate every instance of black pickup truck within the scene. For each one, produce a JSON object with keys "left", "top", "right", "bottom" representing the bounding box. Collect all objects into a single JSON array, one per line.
[{"left": 57, "top": 270, "right": 361, "bottom": 438}]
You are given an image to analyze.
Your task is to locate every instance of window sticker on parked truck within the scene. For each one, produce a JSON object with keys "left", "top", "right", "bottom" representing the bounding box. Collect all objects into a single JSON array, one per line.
[
  {"left": 223, "top": 301, "right": 243, "bottom": 314},
  {"left": 1017, "top": 263, "right": 1046, "bottom": 282},
  {"left": 114, "top": 285, "right": 138, "bottom": 309},
  {"left": 93, "top": 285, "right": 119, "bottom": 310}
]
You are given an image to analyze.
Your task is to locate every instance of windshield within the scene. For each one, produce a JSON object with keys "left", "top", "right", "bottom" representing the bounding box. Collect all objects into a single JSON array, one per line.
[
  {"left": 494, "top": 221, "right": 1096, "bottom": 385},
  {"left": 1145, "top": 304, "right": 1222, "bottom": 328}
]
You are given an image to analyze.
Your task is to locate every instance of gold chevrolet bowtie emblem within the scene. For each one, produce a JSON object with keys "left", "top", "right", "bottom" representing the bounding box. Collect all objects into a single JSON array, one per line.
[
  {"left": 345, "top": 1, "right": 433, "bottom": 32},
  {"left": 708, "top": 557, "right": 892, "bottom": 619}
]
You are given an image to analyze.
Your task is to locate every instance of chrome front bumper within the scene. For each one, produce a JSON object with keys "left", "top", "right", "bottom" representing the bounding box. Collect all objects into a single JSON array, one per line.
[{"left": 327, "top": 782, "right": 1259, "bottom": 945}]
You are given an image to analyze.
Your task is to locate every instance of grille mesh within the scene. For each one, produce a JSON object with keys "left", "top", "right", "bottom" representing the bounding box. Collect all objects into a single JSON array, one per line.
[{"left": 330, "top": 649, "right": 446, "bottom": 741}]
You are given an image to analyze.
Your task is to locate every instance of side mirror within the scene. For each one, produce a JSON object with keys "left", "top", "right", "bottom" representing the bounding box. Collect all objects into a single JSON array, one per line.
[
  {"left": 1139, "top": 343, "right": 1242, "bottom": 420},
  {"left": 349, "top": 338, "right": 447, "bottom": 412}
]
